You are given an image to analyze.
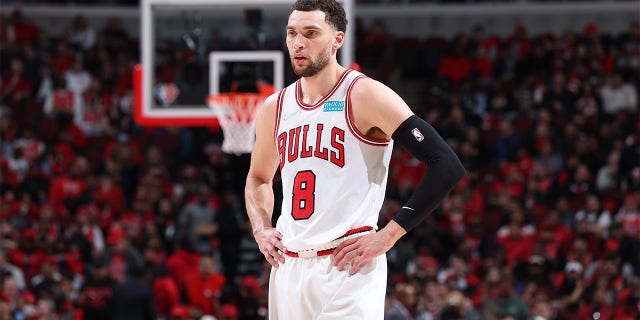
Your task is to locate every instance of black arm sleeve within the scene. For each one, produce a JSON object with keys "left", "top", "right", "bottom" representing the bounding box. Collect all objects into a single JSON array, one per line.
[{"left": 391, "top": 115, "right": 466, "bottom": 231}]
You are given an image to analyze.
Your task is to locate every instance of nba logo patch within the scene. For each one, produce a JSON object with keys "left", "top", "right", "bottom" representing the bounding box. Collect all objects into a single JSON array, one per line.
[
  {"left": 412, "top": 128, "right": 424, "bottom": 142},
  {"left": 154, "top": 83, "right": 180, "bottom": 107}
]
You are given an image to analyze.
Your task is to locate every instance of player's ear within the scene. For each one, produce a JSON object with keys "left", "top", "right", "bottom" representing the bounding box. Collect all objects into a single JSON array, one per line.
[{"left": 332, "top": 31, "right": 344, "bottom": 51}]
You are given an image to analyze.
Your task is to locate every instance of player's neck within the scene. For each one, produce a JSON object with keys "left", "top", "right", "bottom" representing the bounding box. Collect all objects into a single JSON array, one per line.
[{"left": 298, "top": 63, "right": 346, "bottom": 105}]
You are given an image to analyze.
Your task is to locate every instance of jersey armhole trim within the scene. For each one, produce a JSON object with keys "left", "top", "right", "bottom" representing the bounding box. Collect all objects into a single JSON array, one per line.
[
  {"left": 345, "top": 76, "right": 391, "bottom": 146},
  {"left": 274, "top": 87, "right": 287, "bottom": 138}
]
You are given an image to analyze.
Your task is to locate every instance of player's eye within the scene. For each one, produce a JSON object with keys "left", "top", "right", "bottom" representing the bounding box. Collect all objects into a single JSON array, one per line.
[
  {"left": 286, "top": 30, "right": 296, "bottom": 37},
  {"left": 306, "top": 30, "right": 318, "bottom": 37}
]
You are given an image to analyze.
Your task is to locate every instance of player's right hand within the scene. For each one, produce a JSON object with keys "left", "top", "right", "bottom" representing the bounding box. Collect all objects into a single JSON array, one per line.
[{"left": 254, "top": 228, "right": 287, "bottom": 268}]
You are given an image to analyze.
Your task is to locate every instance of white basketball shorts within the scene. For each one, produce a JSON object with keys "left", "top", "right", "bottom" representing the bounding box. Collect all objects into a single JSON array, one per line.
[{"left": 268, "top": 253, "right": 387, "bottom": 319}]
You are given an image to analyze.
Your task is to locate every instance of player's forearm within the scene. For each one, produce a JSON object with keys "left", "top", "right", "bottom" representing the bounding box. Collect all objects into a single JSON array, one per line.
[
  {"left": 245, "top": 176, "right": 276, "bottom": 235},
  {"left": 391, "top": 115, "right": 466, "bottom": 231}
]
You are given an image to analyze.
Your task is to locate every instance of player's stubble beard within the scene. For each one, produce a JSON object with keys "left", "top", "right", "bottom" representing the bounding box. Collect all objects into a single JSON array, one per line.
[{"left": 292, "top": 44, "right": 332, "bottom": 77}]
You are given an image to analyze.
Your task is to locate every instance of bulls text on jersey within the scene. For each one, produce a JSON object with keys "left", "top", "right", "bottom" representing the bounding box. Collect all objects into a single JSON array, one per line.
[{"left": 277, "top": 123, "right": 345, "bottom": 169}]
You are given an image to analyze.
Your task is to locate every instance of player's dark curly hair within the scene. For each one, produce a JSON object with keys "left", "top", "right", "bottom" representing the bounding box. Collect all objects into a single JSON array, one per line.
[{"left": 291, "top": 0, "right": 347, "bottom": 33}]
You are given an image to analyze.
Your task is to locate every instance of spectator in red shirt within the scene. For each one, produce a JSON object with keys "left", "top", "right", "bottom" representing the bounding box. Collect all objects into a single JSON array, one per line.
[
  {"left": 12, "top": 128, "right": 45, "bottom": 164},
  {"left": 390, "top": 149, "right": 426, "bottom": 200},
  {"left": 470, "top": 25, "right": 498, "bottom": 83},
  {"left": 438, "top": 36, "right": 472, "bottom": 85},
  {"left": 120, "top": 197, "right": 154, "bottom": 246},
  {"left": 46, "top": 143, "right": 75, "bottom": 177},
  {"left": 495, "top": 204, "right": 536, "bottom": 267},
  {"left": 219, "top": 303, "right": 239, "bottom": 320},
  {"left": 169, "top": 305, "right": 192, "bottom": 320},
  {"left": 93, "top": 174, "right": 125, "bottom": 215},
  {"left": 471, "top": 50, "right": 494, "bottom": 83},
  {"left": 104, "top": 224, "right": 144, "bottom": 284},
  {"left": 8, "top": 10, "right": 38, "bottom": 45},
  {"left": 32, "top": 204, "right": 61, "bottom": 244},
  {"left": 507, "top": 23, "right": 533, "bottom": 61},
  {"left": 165, "top": 241, "right": 200, "bottom": 290},
  {"left": 235, "top": 275, "right": 265, "bottom": 319},
  {"left": 58, "top": 117, "right": 88, "bottom": 150},
  {"left": 536, "top": 213, "right": 572, "bottom": 263},
  {"left": 184, "top": 256, "right": 225, "bottom": 317},
  {"left": 49, "top": 41, "right": 75, "bottom": 75},
  {"left": 1, "top": 58, "right": 32, "bottom": 105},
  {"left": 152, "top": 265, "right": 180, "bottom": 317},
  {"left": 48, "top": 156, "right": 89, "bottom": 211},
  {"left": 471, "top": 24, "right": 499, "bottom": 63},
  {"left": 7, "top": 230, "right": 47, "bottom": 281}
]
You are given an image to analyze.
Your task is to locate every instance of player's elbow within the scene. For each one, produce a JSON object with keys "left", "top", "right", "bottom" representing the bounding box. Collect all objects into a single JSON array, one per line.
[
  {"left": 440, "top": 148, "right": 466, "bottom": 188},
  {"left": 245, "top": 173, "right": 273, "bottom": 191},
  {"left": 245, "top": 175, "right": 264, "bottom": 188}
]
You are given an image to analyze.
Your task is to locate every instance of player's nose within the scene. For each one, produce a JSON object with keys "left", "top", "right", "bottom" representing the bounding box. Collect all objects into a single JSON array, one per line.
[{"left": 293, "top": 34, "right": 304, "bottom": 49}]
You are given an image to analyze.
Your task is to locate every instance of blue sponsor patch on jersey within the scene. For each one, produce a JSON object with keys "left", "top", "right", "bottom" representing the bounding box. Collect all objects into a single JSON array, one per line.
[{"left": 323, "top": 101, "right": 344, "bottom": 112}]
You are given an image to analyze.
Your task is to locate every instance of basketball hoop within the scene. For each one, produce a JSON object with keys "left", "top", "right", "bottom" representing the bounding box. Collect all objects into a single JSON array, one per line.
[{"left": 207, "top": 92, "right": 268, "bottom": 155}]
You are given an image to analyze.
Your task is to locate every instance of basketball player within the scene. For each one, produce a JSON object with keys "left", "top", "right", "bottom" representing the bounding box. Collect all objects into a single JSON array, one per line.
[{"left": 245, "top": 0, "right": 465, "bottom": 318}]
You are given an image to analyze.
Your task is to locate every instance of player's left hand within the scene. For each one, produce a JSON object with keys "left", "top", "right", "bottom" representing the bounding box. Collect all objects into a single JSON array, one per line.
[{"left": 332, "top": 231, "right": 394, "bottom": 276}]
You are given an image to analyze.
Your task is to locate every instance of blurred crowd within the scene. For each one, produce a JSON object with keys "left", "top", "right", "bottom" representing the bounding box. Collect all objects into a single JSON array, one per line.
[
  {"left": 1, "top": 0, "right": 635, "bottom": 5},
  {"left": 0, "top": 7, "right": 639, "bottom": 320}
]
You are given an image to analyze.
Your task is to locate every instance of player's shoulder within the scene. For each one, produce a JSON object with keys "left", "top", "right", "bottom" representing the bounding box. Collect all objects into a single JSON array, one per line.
[
  {"left": 256, "top": 90, "right": 282, "bottom": 122},
  {"left": 349, "top": 74, "right": 394, "bottom": 100},
  {"left": 260, "top": 89, "right": 285, "bottom": 112},
  {"left": 263, "top": 90, "right": 282, "bottom": 107}
]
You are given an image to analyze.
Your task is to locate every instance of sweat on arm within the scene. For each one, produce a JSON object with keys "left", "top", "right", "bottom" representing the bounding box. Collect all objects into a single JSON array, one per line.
[{"left": 390, "top": 115, "right": 466, "bottom": 231}]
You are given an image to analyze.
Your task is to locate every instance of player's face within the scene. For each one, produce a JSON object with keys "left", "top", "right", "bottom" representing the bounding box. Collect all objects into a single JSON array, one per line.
[{"left": 286, "top": 10, "right": 343, "bottom": 77}]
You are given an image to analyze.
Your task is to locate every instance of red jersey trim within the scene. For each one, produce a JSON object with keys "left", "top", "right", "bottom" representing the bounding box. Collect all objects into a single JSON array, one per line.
[
  {"left": 295, "top": 69, "right": 353, "bottom": 110},
  {"left": 274, "top": 88, "right": 287, "bottom": 138},
  {"left": 284, "top": 248, "right": 334, "bottom": 258},
  {"left": 345, "top": 76, "right": 391, "bottom": 146},
  {"left": 339, "top": 226, "right": 374, "bottom": 238}
]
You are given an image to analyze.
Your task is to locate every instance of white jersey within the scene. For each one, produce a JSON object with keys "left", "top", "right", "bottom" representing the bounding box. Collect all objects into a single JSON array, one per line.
[{"left": 274, "top": 69, "right": 393, "bottom": 252}]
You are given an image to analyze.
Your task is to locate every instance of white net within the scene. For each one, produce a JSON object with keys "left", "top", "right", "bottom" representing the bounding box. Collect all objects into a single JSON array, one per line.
[{"left": 207, "top": 93, "right": 267, "bottom": 155}]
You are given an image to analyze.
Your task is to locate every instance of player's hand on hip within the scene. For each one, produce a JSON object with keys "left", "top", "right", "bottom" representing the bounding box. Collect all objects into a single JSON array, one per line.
[
  {"left": 254, "top": 228, "right": 287, "bottom": 268},
  {"left": 332, "top": 232, "right": 393, "bottom": 276}
]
